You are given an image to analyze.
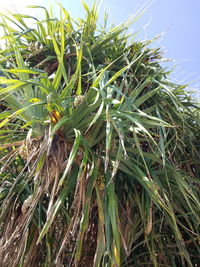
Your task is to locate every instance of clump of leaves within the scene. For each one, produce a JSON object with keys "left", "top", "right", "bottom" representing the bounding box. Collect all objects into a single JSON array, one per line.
[{"left": 0, "top": 2, "right": 200, "bottom": 266}]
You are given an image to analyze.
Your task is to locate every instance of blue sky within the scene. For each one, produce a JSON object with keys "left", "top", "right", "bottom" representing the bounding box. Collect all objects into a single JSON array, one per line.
[
  {"left": 58, "top": 0, "right": 200, "bottom": 96},
  {"left": 0, "top": 0, "right": 199, "bottom": 96}
]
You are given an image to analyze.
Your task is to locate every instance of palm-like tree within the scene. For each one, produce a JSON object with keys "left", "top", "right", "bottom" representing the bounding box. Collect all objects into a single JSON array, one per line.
[{"left": 0, "top": 2, "right": 199, "bottom": 266}]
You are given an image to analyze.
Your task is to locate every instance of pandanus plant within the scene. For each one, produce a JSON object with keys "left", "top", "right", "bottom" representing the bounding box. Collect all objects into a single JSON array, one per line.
[{"left": 0, "top": 2, "right": 200, "bottom": 266}]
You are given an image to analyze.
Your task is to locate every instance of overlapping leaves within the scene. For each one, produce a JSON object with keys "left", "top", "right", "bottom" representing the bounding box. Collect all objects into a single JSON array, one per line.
[{"left": 0, "top": 2, "right": 199, "bottom": 267}]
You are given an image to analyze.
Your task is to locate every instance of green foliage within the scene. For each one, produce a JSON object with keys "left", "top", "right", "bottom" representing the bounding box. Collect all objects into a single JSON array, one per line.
[{"left": 0, "top": 2, "right": 200, "bottom": 266}]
